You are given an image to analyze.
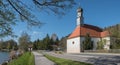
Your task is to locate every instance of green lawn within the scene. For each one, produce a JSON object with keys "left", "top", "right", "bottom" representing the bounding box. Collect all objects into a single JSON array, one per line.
[
  {"left": 44, "top": 54, "right": 92, "bottom": 65},
  {"left": 8, "top": 52, "right": 34, "bottom": 65}
]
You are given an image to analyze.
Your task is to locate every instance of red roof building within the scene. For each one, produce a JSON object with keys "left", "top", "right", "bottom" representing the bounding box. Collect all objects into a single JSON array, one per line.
[{"left": 67, "top": 7, "right": 110, "bottom": 53}]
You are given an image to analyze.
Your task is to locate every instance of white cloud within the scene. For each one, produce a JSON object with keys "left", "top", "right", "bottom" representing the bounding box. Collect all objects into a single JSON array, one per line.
[
  {"left": 33, "top": 31, "right": 38, "bottom": 34},
  {"left": 30, "top": 31, "right": 46, "bottom": 41},
  {"left": 33, "top": 31, "right": 40, "bottom": 35},
  {"left": 32, "top": 31, "right": 45, "bottom": 36}
]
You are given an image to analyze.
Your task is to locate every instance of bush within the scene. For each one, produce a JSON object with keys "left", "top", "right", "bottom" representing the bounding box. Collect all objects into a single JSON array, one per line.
[
  {"left": 2, "top": 62, "right": 8, "bottom": 65},
  {"left": 55, "top": 51, "right": 63, "bottom": 54}
]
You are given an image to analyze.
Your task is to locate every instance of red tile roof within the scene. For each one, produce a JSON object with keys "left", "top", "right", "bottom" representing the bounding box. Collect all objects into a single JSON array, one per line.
[
  {"left": 68, "top": 24, "right": 109, "bottom": 39},
  {"left": 101, "top": 31, "right": 109, "bottom": 37}
]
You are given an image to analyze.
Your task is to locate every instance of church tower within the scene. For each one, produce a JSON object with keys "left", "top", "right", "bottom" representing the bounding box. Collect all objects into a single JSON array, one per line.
[{"left": 76, "top": 7, "right": 84, "bottom": 26}]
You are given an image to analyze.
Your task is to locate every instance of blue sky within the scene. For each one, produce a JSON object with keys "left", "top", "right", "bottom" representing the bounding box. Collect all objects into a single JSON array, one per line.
[{"left": 4, "top": 0, "right": 120, "bottom": 42}]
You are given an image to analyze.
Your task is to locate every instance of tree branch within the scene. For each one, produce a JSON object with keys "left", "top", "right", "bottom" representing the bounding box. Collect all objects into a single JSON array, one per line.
[
  {"left": 7, "top": 0, "right": 28, "bottom": 20},
  {"left": 33, "top": 0, "right": 66, "bottom": 8}
]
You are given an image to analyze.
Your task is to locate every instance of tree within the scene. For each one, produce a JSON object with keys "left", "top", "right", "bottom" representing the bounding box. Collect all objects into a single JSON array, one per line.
[
  {"left": 51, "top": 33, "right": 57, "bottom": 42},
  {"left": 0, "top": 39, "right": 17, "bottom": 50},
  {"left": 59, "top": 36, "right": 68, "bottom": 51},
  {"left": 0, "top": 0, "right": 75, "bottom": 37},
  {"left": 7, "top": 42, "right": 11, "bottom": 50},
  {"left": 104, "top": 24, "right": 120, "bottom": 49},
  {"left": 0, "top": 39, "right": 3, "bottom": 50},
  {"left": 32, "top": 33, "right": 60, "bottom": 50},
  {"left": 42, "top": 34, "right": 50, "bottom": 50},
  {"left": 33, "top": 40, "right": 37, "bottom": 50},
  {"left": 97, "top": 40, "right": 104, "bottom": 50},
  {"left": 6, "top": 39, "right": 18, "bottom": 50},
  {"left": 104, "top": 24, "right": 120, "bottom": 38},
  {"left": 83, "top": 34, "right": 93, "bottom": 50},
  {"left": 50, "top": 33, "right": 60, "bottom": 50},
  {"left": 18, "top": 32, "right": 31, "bottom": 51},
  {"left": 97, "top": 39, "right": 107, "bottom": 50},
  {"left": 0, "top": 44, "right": 1, "bottom": 50},
  {"left": 110, "top": 39, "right": 120, "bottom": 49},
  {"left": 55, "top": 37, "right": 59, "bottom": 46},
  {"left": 33, "top": 34, "right": 51, "bottom": 50},
  {"left": 1, "top": 40, "right": 8, "bottom": 49}
]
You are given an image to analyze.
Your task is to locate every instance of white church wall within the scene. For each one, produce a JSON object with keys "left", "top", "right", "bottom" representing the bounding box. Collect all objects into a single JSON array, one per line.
[
  {"left": 67, "top": 37, "right": 80, "bottom": 53},
  {"left": 102, "top": 37, "right": 110, "bottom": 50},
  {"left": 91, "top": 38, "right": 101, "bottom": 50}
]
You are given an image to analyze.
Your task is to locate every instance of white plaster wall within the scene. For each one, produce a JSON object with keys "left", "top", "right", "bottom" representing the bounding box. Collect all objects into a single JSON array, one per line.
[
  {"left": 67, "top": 37, "right": 80, "bottom": 53},
  {"left": 91, "top": 38, "right": 100, "bottom": 50},
  {"left": 102, "top": 37, "right": 110, "bottom": 50},
  {"left": 102, "top": 37, "right": 110, "bottom": 41}
]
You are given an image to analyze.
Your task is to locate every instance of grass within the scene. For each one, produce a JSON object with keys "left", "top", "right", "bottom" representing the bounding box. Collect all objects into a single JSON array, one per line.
[
  {"left": 8, "top": 52, "right": 34, "bottom": 65},
  {"left": 44, "top": 54, "right": 92, "bottom": 65}
]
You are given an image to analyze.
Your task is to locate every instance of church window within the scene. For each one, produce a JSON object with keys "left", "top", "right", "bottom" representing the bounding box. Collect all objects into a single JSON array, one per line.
[{"left": 72, "top": 41, "right": 75, "bottom": 44}]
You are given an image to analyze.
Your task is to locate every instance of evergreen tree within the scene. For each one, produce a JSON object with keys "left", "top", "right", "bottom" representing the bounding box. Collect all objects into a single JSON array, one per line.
[
  {"left": 33, "top": 40, "right": 37, "bottom": 50},
  {"left": 83, "top": 34, "right": 93, "bottom": 50},
  {"left": 32, "top": 33, "right": 60, "bottom": 50}
]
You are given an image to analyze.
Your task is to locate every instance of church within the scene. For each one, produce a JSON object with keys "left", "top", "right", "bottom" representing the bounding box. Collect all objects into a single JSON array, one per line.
[{"left": 67, "top": 7, "right": 110, "bottom": 53}]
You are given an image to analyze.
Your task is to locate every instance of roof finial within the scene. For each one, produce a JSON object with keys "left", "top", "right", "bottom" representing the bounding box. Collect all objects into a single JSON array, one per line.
[
  {"left": 78, "top": 0, "right": 81, "bottom": 7},
  {"left": 77, "top": 0, "right": 82, "bottom": 10}
]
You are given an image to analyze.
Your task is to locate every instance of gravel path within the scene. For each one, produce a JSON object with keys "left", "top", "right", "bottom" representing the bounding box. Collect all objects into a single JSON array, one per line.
[
  {"left": 45, "top": 52, "right": 120, "bottom": 65},
  {"left": 32, "top": 51, "right": 55, "bottom": 65}
]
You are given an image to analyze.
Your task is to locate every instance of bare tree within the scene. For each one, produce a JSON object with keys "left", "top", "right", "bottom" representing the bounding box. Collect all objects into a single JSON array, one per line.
[
  {"left": 18, "top": 32, "right": 31, "bottom": 51},
  {"left": 0, "top": 0, "right": 76, "bottom": 37}
]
